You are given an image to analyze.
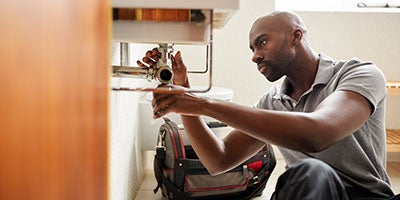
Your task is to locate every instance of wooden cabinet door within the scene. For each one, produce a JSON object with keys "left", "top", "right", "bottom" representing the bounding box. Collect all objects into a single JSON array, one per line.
[{"left": 0, "top": 1, "right": 110, "bottom": 200}]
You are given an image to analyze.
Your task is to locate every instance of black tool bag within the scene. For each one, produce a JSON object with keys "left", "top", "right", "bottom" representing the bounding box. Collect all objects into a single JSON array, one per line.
[{"left": 153, "top": 118, "right": 276, "bottom": 200}]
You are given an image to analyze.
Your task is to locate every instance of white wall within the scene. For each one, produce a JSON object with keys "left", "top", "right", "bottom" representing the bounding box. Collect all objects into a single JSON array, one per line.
[
  {"left": 110, "top": 42, "right": 156, "bottom": 200},
  {"left": 298, "top": 11, "right": 400, "bottom": 128},
  {"left": 186, "top": 1, "right": 400, "bottom": 128},
  {"left": 110, "top": 83, "right": 144, "bottom": 200}
]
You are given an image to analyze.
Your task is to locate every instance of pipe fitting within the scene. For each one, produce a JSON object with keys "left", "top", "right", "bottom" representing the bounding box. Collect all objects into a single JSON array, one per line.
[{"left": 155, "top": 65, "right": 173, "bottom": 84}]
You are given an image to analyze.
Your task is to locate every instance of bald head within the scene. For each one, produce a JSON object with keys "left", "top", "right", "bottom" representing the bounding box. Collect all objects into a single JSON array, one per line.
[
  {"left": 251, "top": 11, "right": 307, "bottom": 36},
  {"left": 249, "top": 11, "right": 311, "bottom": 54}
]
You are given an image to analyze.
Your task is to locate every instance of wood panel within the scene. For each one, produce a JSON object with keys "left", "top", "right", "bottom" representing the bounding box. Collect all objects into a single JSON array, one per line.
[
  {"left": 387, "top": 81, "right": 400, "bottom": 96},
  {"left": 0, "top": 0, "right": 110, "bottom": 200},
  {"left": 387, "top": 129, "right": 400, "bottom": 153}
]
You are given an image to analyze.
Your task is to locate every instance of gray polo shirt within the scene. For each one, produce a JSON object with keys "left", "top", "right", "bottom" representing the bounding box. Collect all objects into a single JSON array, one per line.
[{"left": 255, "top": 54, "right": 394, "bottom": 197}]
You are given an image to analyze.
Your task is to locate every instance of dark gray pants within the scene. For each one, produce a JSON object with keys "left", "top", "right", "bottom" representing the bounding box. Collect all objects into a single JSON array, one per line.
[
  {"left": 271, "top": 158, "right": 348, "bottom": 200},
  {"left": 271, "top": 158, "right": 399, "bottom": 200}
]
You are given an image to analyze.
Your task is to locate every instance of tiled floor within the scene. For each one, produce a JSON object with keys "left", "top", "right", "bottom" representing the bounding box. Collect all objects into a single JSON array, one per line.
[{"left": 134, "top": 158, "right": 400, "bottom": 200}]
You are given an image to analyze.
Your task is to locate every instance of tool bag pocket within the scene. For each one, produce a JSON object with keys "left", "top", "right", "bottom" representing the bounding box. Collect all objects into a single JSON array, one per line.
[{"left": 153, "top": 118, "right": 276, "bottom": 200}]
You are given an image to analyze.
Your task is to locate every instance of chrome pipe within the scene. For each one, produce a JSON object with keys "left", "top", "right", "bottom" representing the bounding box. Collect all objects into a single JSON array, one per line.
[
  {"left": 112, "top": 10, "right": 214, "bottom": 94},
  {"left": 156, "top": 65, "right": 174, "bottom": 84},
  {"left": 112, "top": 65, "right": 173, "bottom": 84}
]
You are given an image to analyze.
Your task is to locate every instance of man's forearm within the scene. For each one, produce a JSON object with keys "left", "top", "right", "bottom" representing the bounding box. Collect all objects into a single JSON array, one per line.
[{"left": 180, "top": 115, "right": 228, "bottom": 175}]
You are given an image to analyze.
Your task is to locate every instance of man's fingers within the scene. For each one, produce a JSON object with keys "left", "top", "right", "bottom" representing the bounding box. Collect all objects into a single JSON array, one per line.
[
  {"left": 145, "top": 50, "right": 153, "bottom": 57},
  {"left": 136, "top": 60, "right": 148, "bottom": 68},
  {"left": 142, "top": 57, "right": 157, "bottom": 66},
  {"left": 171, "top": 51, "right": 184, "bottom": 71},
  {"left": 151, "top": 53, "right": 161, "bottom": 62},
  {"left": 152, "top": 47, "right": 159, "bottom": 55},
  {"left": 175, "top": 51, "right": 183, "bottom": 64},
  {"left": 153, "top": 104, "right": 171, "bottom": 119},
  {"left": 150, "top": 48, "right": 161, "bottom": 61},
  {"left": 152, "top": 95, "right": 173, "bottom": 119}
]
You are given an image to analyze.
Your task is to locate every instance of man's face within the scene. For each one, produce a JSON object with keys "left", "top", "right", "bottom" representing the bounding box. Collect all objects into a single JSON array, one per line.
[{"left": 249, "top": 17, "right": 295, "bottom": 82}]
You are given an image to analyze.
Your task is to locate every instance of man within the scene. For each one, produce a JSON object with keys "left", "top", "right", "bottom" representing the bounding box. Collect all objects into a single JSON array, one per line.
[{"left": 142, "top": 11, "right": 395, "bottom": 199}]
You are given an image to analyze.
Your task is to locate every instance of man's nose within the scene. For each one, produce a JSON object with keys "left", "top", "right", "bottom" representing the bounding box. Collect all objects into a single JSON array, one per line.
[{"left": 252, "top": 50, "right": 263, "bottom": 63}]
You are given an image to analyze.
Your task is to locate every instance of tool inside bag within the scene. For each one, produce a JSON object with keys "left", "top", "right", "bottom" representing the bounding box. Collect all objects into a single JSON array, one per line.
[{"left": 153, "top": 118, "right": 276, "bottom": 200}]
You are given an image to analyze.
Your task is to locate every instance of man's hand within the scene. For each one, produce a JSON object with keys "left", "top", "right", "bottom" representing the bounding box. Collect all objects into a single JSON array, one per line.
[
  {"left": 152, "top": 85, "right": 204, "bottom": 119},
  {"left": 170, "top": 51, "right": 190, "bottom": 88},
  {"left": 136, "top": 48, "right": 194, "bottom": 117},
  {"left": 136, "top": 47, "right": 160, "bottom": 69},
  {"left": 137, "top": 48, "right": 190, "bottom": 88}
]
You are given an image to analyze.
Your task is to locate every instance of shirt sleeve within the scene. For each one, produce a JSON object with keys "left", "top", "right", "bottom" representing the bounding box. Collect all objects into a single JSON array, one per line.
[
  {"left": 335, "top": 60, "right": 387, "bottom": 114},
  {"left": 253, "top": 84, "right": 280, "bottom": 109}
]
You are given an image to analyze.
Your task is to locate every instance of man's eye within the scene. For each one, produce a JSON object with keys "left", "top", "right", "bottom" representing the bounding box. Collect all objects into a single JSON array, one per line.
[{"left": 260, "top": 40, "right": 266, "bottom": 47}]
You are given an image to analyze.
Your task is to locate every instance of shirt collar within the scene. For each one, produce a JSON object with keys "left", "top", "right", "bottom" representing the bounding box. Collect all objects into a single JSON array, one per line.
[{"left": 274, "top": 53, "right": 334, "bottom": 99}]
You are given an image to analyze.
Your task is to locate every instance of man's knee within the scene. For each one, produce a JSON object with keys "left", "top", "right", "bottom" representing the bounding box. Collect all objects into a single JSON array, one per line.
[
  {"left": 290, "top": 158, "right": 335, "bottom": 177},
  {"left": 274, "top": 158, "right": 348, "bottom": 200}
]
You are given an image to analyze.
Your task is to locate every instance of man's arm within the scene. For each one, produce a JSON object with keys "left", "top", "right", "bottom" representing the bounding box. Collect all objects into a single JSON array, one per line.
[
  {"left": 153, "top": 89, "right": 371, "bottom": 154},
  {"left": 180, "top": 116, "right": 266, "bottom": 176},
  {"left": 201, "top": 90, "right": 371, "bottom": 153}
]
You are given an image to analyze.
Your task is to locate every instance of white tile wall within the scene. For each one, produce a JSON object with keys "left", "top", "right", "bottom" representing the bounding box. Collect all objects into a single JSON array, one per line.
[
  {"left": 110, "top": 85, "right": 144, "bottom": 200},
  {"left": 110, "top": 42, "right": 156, "bottom": 200}
]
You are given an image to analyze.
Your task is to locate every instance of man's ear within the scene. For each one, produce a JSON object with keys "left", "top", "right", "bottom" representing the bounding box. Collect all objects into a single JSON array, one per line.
[{"left": 291, "top": 28, "right": 303, "bottom": 46}]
